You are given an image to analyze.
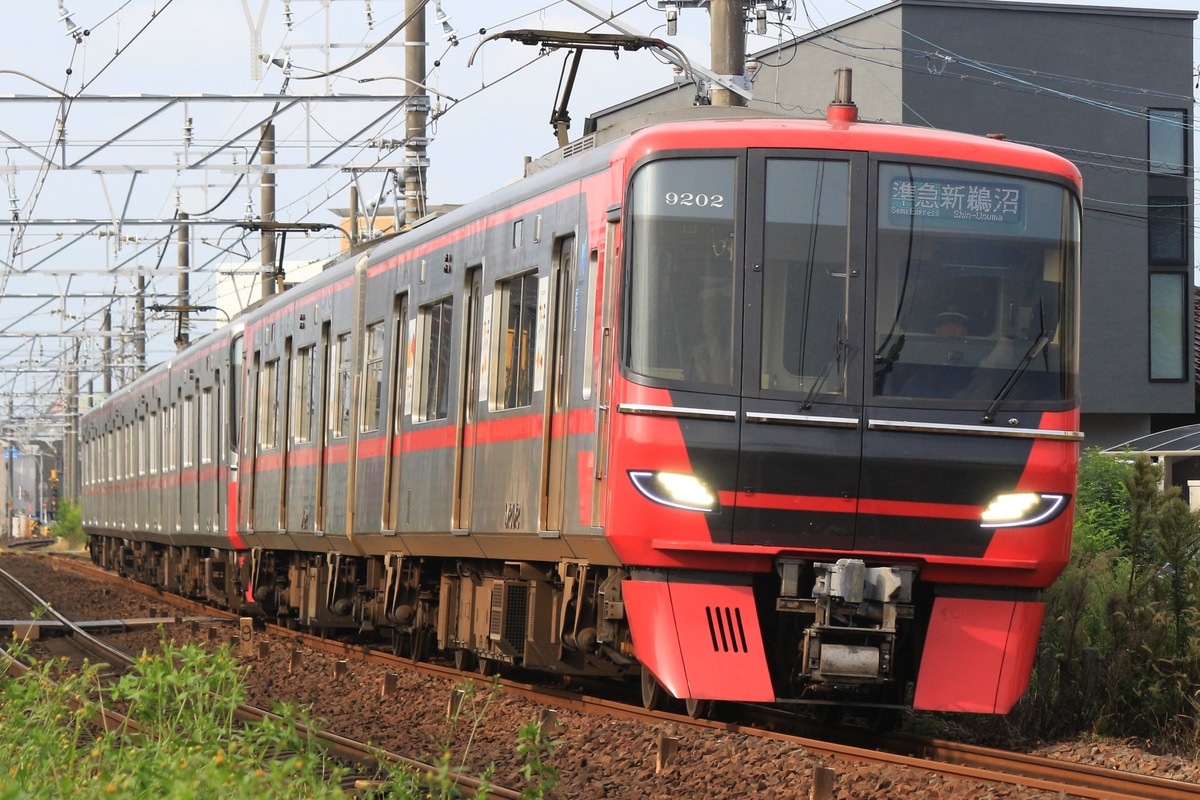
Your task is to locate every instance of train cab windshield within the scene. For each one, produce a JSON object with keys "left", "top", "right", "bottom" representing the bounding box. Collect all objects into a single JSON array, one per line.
[
  {"left": 872, "top": 163, "right": 1079, "bottom": 406},
  {"left": 623, "top": 154, "right": 1079, "bottom": 411}
]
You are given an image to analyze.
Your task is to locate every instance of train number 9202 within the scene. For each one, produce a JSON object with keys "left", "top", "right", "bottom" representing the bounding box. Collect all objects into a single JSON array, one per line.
[{"left": 664, "top": 192, "right": 725, "bottom": 208}]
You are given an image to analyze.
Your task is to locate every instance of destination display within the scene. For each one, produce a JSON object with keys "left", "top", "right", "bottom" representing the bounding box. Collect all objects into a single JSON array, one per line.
[{"left": 887, "top": 176, "right": 1024, "bottom": 225}]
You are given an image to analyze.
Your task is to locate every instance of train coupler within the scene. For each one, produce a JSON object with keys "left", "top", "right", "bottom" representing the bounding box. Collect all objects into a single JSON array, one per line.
[{"left": 776, "top": 558, "right": 917, "bottom": 684}]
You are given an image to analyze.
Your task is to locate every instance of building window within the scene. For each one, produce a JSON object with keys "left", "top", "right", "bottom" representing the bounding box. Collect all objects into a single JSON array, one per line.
[
  {"left": 498, "top": 272, "right": 539, "bottom": 409},
  {"left": 1149, "top": 272, "right": 1187, "bottom": 381},
  {"left": 1148, "top": 197, "right": 1189, "bottom": 265},
  {"left": 1148, "top": 109, "right": 1186, "bottom": 176},
  {"left": 420, "top": 297, "right": 454, "bottom": 421}
]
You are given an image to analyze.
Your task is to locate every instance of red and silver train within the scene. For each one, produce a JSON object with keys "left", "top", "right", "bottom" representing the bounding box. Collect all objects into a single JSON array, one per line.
[{"left": 82, "top": 100, "right": 1082, "bottom": 717}]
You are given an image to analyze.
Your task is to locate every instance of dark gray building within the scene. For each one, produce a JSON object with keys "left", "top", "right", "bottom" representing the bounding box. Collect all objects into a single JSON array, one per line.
[{"left": 585, "top": 0, "right": 1196, "bottom": 448}]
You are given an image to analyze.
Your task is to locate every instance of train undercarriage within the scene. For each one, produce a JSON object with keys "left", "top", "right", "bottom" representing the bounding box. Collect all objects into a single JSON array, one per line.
[{"left": 88, "top": 534, "right": 927, "bottom": 711}]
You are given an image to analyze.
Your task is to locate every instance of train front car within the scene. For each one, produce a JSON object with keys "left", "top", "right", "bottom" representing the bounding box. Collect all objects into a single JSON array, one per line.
[{"left": 605, "top": 116, "right": 1082, "bottom": 715}]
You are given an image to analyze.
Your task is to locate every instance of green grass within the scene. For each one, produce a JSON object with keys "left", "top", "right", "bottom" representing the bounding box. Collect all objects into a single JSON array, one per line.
[{"left": 0, "top": 638, "right": 558, "bottom": 799}]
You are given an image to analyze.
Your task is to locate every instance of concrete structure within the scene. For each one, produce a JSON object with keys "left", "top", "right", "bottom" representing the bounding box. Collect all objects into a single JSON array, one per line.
[{"left": 584, "top": 0, "right": 1197, "bottom": 448}]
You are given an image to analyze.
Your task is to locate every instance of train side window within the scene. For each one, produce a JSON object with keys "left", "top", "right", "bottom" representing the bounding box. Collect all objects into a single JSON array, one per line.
[
  {"left": 292, "top": 345, "right": 315, "bottom": 443},
  {"left": 361, "top": 321, "right": 386, "bottom": 432},
  {"left": 418, "top": 297, "right": 454, "bottom": 421},
  {"left": 498, "top": 272, "right": 539, "bottom": 409},
  {"left": 331, "top": 332, "right": 352, "bottom": 438}
]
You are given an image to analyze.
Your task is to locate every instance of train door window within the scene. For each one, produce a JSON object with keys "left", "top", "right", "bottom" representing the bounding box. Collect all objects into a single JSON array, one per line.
[
  {"left": 498, "top": 272, "right": 539, "bottom": 409},
  {"left": 626, "top": 156, "right": 737, "bottom": 385},
  {"left": 118, "top": 425, "right": 125, "bottom": 481},
  {"left": 147, "top": 412, "right": 158, "bottom": 476},
  {"left": 183, "top": 396, "right": 195, "bottom": 468},
  {"left": 331, "top": 333, "right": 352, "bottom": 438},
  {"left": 200, "top": 389, "right": 213, "bottom": 464},
  {"left": 230, "top": 335, "right": 244, "bottom": 451},
  {"left": 292, "top": 345, "right": 315, "bottom": 443},
  {"left": 553, "top": 238, "right": 575, "bottom": 411},
  {"left": 137, "top": 415, "right": 147, "bottom": 478},
  {"left": 418, "top": 297, "right": 453, "bottom": 422},
  {"left": 173, "top": 404, "right": 182, "bottom": 471},
  {"left": 759, "top": 158, "right": 850, "bottom": 396},
  {"left": 258, "top": 358, "right": 280, "bottom": 449},
  {"left": 361, "top": 320, "right": 386, "bottom": 432},
  {"left": 391, "top": 296, "right": 409, "bottom": 436},
  {"left": 582, "top": 247, "right": 598, "bottom": 400}
]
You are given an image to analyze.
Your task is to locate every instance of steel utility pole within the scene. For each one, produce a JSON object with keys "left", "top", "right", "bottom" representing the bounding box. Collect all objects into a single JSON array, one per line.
[
  {"left": 135, "top": 275, "right": 146, "bottom": 376},
  {"left": 102, "top": 307, "right": 112, "bottom": 395},
  {"left": 261, "top": 122, "right": 277, "bottom": 299},
  {"left": 404, "top": 0, "right": 429, "bottom": 226},
  {"left": 177, "top": 211, "right": 190, "bottom": 349},
  {"left": 63, "top": 366, "right": 78, "bottom": 505},
  {"left": 710, "top": 0, "right": 747, "bottom": 107}
]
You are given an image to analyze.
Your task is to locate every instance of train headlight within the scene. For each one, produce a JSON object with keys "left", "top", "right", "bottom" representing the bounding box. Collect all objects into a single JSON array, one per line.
[
  {"left": 628, "top": 471, "right": 718, "bottom": 513},
  {"left": 980, "top": 492, "right": 1067, "bottom": 528}
]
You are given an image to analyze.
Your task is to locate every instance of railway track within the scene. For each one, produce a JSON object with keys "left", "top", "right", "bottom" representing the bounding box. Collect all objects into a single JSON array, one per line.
[{"left": 15, "top": 551, "right": 1200, "bottom": 799}]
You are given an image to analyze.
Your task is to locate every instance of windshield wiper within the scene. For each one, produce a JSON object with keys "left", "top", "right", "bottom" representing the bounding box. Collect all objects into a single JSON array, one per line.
[
  {"left": 981, "top": 300, "right": 1049, "bottom": 424},
  {"left": 801, "top": 318, "right": 848, "bottom": 409}
]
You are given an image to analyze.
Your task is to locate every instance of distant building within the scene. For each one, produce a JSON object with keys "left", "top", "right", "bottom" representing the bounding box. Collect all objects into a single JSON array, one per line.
[{"left": 584, "top": 0, "right": 1196, "bottom": 448}]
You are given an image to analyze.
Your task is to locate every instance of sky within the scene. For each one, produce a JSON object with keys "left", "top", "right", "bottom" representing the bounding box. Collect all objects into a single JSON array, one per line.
[{"left": 0, "top": 0, "right": 1195, "bottom": 427}]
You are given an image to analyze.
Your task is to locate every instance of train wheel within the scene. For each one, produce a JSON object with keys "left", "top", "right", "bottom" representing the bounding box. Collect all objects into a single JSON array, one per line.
[
  {"left": 390, "top": 628, "right": 428, "bottom": 662},
  {"left": 476, "top": 657, "right": 496, "bottom": 677},
  {"left": 814, "top": 704, "right": 843, "bottom": 727},
  {"left": 684, "top": 697, "right": 711, "bottom": 719},
  {"left": 640, "top": 665, "right": 665, "bottom": 711},
  {"left": 454, "top": 648, "right": 475, "bottom": 672},
  {"left": 408, "top": 627, "right": 430, "bottom": 664},
  {"left": 870, "top": 706, "right": 901, "bottom": 733}
]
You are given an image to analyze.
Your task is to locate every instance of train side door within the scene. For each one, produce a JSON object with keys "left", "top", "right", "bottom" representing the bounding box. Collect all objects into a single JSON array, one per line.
[
  {"left": 278, "top": 337, "right": 292, "bottom": 531},
  {"left": 732, "top": 153, "right": 866, "bottom": 548},
  {"left": 453, "top": 267, "right": 482, "bottom": 531},
  {"left": 243, "top": 351, "right": 261, "bottom": 533},
  {"left": 541, "top": 235, "right": 574, "bottom": 533},
  {"left": 315, "top": 322, "right": 331, "bottom": 533},
  {"left": 383, "top": 294, "right": 408, "bottom": 531}
]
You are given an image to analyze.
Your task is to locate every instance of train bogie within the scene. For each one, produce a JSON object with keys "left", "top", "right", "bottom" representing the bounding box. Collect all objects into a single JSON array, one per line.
[{"left": 83, "top": 104, "right": 1083, "bottom": 716}]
